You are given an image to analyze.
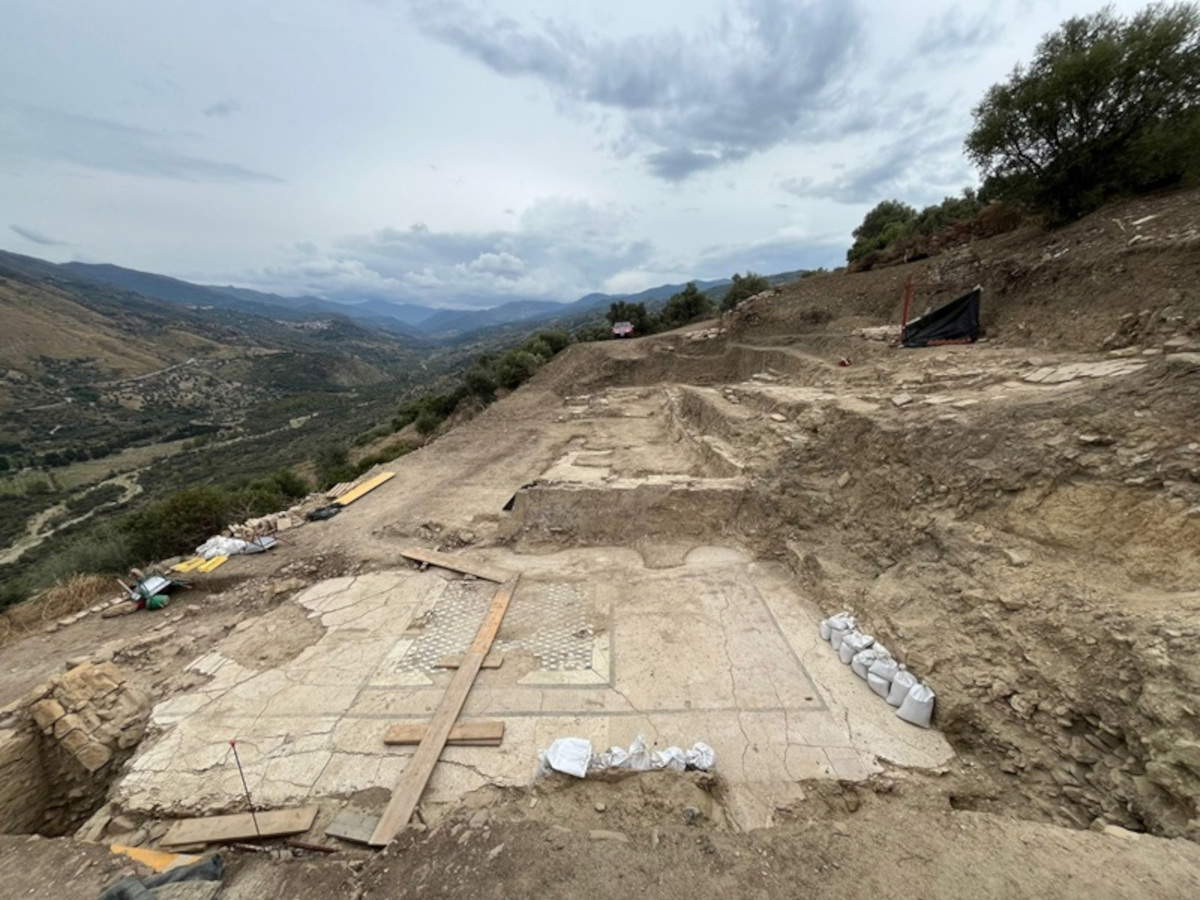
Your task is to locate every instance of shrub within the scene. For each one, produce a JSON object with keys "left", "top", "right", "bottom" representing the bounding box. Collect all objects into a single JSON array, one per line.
[
  {"left": 534, "top": 330, "right": 571, "bottom": 354},
  {"left": 495, "top": 350, "right": 542, "bottom": 389},
  {"left": 123, "top": 486, "right": 232, "bottom": 562},
  {"left": 464, "top": 367, "right": 498, "bottom": 401},
  {"left": 521, "top": 337, "right": 554, "bottom": 360},
  {"left": 658, "top": 282, "right": 713, "bottom": 330},
  {"left": 720, "top": 272, "right": 770, "bottom": 312},
  {"left": 414, "top": 409, "right": 443, "bottom": 436}
]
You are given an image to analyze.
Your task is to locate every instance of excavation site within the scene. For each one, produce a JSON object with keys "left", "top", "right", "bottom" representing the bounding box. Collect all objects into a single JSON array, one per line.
[{"left": 1, "top": 188, "right": 1199, "bottom": 897}]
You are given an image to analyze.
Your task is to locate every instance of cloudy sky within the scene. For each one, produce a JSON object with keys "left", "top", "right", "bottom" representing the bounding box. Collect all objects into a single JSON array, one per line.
[{"left": 2, "top": 0, "right": 1146, "bottom": 310}]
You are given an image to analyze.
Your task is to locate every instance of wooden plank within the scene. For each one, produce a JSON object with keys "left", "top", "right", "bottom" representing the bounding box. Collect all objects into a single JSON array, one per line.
[
  {"left": 383, "top": 720, "right": 505, "bottom": 746},
  {"left": 161, "top": 806, "right": 318, "bottom": 846},
  {"left": 369, "top": 576, "right": 520, "bottom": 846},
  {"left": 435, "top": 652, "right": 504, "bottom": 670},
  {"left": 334, "top": 471, "right": 395, "bottom": 506},
  {"left": 399, "top": 547, "right": 514, "bottom": 583},
  {"left": 325, "top": 808, "right": 379, "bottom": 844},
  {"left": 196, "top": 555, "right": 228, "bottom": 573},
  {"left": 172, "top": 557, "right": 205, "bottom": 573}
]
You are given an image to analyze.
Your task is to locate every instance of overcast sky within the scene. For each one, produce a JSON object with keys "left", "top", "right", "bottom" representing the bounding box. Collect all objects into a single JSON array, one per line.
[{"left": 2, "top": 0, "right": 1147, "bottom": 310}]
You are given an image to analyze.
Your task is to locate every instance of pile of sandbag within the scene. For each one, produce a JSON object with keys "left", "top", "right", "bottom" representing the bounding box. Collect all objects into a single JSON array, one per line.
[
  {"left": 537, "top": 735, "right": 716, "bottom": 778},
  {"left": 819, "top": 612, "right": 935, "bottom": 728}
]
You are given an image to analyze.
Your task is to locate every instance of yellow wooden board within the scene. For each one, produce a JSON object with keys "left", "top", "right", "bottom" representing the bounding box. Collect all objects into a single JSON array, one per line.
[
  {"left": 197, "top": 555, "right": 228, "bottom": 573},
  {"left": 110, "top": 843, "right": 199, "bottom": 873},
  {"left": 334, "top": 471, "right": 395, "bottom": 506},
  {"left": 172, "top": 557, "right": 205, "bottom": 573}
]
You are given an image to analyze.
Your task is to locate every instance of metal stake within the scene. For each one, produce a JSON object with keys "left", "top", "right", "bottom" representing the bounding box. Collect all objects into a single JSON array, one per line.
[{"left": 229, "top": 739, "right": 262, "bottom": 838}]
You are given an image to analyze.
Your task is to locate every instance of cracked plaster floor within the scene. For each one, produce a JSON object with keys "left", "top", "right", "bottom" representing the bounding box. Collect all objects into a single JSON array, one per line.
[{"left": 116, "top": 545, "right": 951, "bottom": 829}]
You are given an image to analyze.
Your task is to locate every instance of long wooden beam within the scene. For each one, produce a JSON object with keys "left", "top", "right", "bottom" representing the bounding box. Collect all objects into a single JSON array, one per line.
[
  {"left": 368, "top": 576, "right": 520, "bottom": 846},
  {"left": 399, "top": 547, "right": 514, "bottom": 584}
]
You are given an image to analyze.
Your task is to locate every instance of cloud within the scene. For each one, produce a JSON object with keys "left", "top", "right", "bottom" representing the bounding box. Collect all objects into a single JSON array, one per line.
[
  {"left": 780, "top": 131, "right": 973, "bottom": 205},
  {"left": 914, "top": 8, "right": 1003, "bottom": 58},
  {"left": 202, "top": 99, "right": 241, "bottom": 118},
  {"left": 464, "top": 250, "right": 525, "bottom": 277},
  {"left": 10, "top": 224, "right": 67, "bottom": 246},
  {"left": 245, "top": 197, "right": 655, "bottom": 307},
  {"left": 695, "top": 232, "right": 844, "bottom": 278},
  {"left": 645, "top": 148, "right": 725, "bottom": 182},
  {"left": 407, "top": 0, "right": 864, "bottom": 179},
  {"left": 0, "top": 103, "right": 282, "bottom": 183}
]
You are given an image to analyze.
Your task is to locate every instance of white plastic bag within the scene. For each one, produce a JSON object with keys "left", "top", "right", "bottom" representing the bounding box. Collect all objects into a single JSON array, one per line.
[
  {"left": 896, "top": 682, "right": 936, "bottom": 728},
  {"left": 839, "top": 631, "right": 874, "bottom": 664},
  {"left": 868, "top": 656, "right": 899, "bottom": 698},
  {"left": 819, "top": 618, "right": 832, "bottom": 641},
  {"left": 685, "top": 742, "right": 716, "bottom": 771},
  {"left": 851, "top": 646, "right": 889, "bottom": 680},
  {"left": 886, "top": 668, "right": 917, "bottom": 707},
  {"left": 539, "top": 737, "right": 592, "bottom": 777},
  {"left": 655, "top": 746, "right": 688, "bottom": 772}
]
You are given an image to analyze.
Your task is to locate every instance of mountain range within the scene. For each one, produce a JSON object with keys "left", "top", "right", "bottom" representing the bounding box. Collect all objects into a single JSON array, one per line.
[{"left": 1, "top": 248, "right": 807, "bottom": 342}]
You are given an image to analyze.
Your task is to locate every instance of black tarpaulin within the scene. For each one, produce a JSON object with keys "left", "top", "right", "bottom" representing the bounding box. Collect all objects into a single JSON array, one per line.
[{"left": 903, "top": 287, "right": 981, "bottom": 347}]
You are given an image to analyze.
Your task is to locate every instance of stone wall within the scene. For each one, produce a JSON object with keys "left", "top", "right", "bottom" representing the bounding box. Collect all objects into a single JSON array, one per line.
[
  {"left": 0, "top": 724, "right": 48, "bottom": 833},
  {"left": 0, "top": 663, "right": 149, "bottom": 836}
]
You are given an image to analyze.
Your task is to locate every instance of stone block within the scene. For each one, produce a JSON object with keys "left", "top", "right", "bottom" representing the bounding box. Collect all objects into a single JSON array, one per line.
[
  {"left": 29, "top": 699, "right": 65, "bottom": 731},
  {"left": 60, "top": 728, "right": 92, "bottom": 755},
  {"left": 74, "top": 740, "right": 112, "bottom": 773},
  {"left": 53, "top": 713, "right": 84, "bottom": 740}
]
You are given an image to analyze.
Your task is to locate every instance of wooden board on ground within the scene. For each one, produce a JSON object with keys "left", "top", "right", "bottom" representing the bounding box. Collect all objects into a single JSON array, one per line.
[
  {"left": 399, "top": 547, "right": 514, "bottom": 583},
  {"left": 369, "top": 576, "right": 520, "bottom": 846},
  {"left": 161, "top": 806, "right": 318, "bottom": 846},
  {"left": 435, "top": 652, "right": 503, "bottom": 670},
  {"left": 196, "top": 555, "right": 228, "bottom": 573},
  {"left": 334, "top": 471, "right": 395, "bottom": 506},
  {"left": 325, "top": 808, "right": 381, "bottom": 845},
  {"left": 383, "top": 719, "right": 505, "bottom": 746},
  {"left": 172, "top": 557, "right": 205, "bottom": 573}
]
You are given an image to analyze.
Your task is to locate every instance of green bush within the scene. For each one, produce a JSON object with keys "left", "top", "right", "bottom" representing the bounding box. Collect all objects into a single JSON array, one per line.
[
  {"left": 464, "top": 366, "right": 498, "bottom": 401},
  {"left": 658, "top": 282, "right": 713, "bottom": 330},
  {"left": 966, "top": 4, "right": 1200, "bottom": 222},
  {"left": 123, "top": 486, "right": 233, "bottom": 562},
  {"left": 521, "top": 337, "right": 554, "bottom": 360},
  {"left": 720, "top": 272, "right": 771, "bottom": 312},
  {"left": 495, "top": 350, "right": 542, "bottom": 389},
  {"left": 534, "top": 330, "right": 571, "bottom": 354},
  {"left": 414, "top": 409, "right": 443, "bottom": 435}
]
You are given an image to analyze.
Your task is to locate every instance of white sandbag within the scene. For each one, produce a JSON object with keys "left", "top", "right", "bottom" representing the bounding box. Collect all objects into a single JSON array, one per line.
[
  {"left": 195, "top": 535, "right": 258, "bottom": 559},
  {"left": 866, "top": 671, "right": 891, "bottom": 698},
  {"left": 896, "top": 682, "right": 936, "bottom": 728},
  {"left": 624, "top": 734, "right": 652, "bottom": 771},
  {"left": 851, "top": 646, "right": 889, "bottom": 679},
  {"left": 584, "top": 737, "right": 716, "bottom": 775},
  {"left": 839, "top": 631, "right": 874, "bottom": 664},
  {"left": 654, "top": 746, "right": 689, "bottom": 772},
  {"left": 828, "top": 613, "right": 856, "bottom": 649},
  {"left": 886, "top": 668, "right": 917, "bottom": 707},
  {"left": 685, "top": 742, "right": 716, "bottom": 771},
  {"left": 868, "top": 656, "right": 900, "bottom": 698},
  {"left": 819, "top": 619, "right": 832, "bottom": 641},
  {"left": 538, "top": 737, "right": 592, "bottom": 778}
]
